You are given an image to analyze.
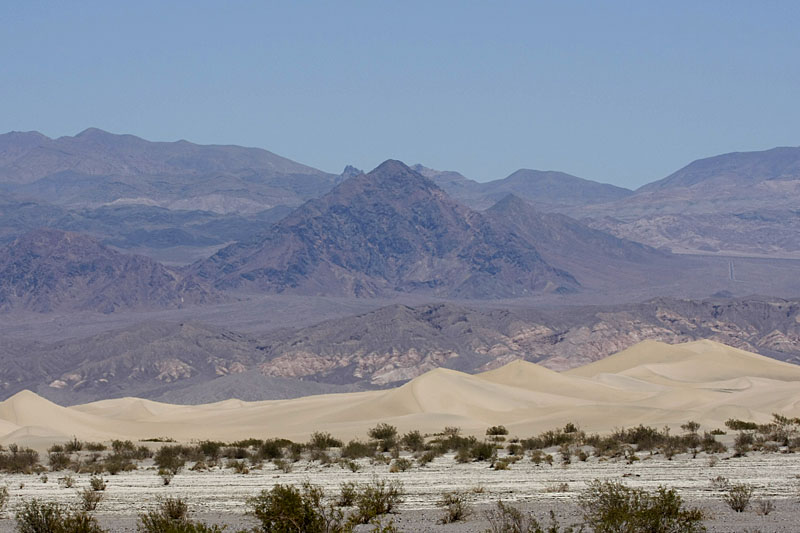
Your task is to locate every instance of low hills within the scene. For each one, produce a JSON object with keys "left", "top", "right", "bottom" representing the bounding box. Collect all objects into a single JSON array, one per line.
[
  {"left": 1, "top": 340, "right": 798, "bottom": 446},
  {"left": 2, "top": 295, "right": 797, "bottom": 405}
]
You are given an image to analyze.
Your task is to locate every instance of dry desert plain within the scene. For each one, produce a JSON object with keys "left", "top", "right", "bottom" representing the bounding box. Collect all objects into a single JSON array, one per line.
[{"left": 0, "top": 339, "right": 799, "bottom": 531}]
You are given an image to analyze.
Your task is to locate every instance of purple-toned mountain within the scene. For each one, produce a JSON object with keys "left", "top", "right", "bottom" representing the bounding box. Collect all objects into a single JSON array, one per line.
[
  {"left": 0, "top": 128, "right": 337, "bottom": 213},
  {"left": 414, "top": 164, "right": 632, "bottom": 210},
  {"left": 485, "top": 194, "right": 675, "bottom": 289},
  {"left": 192, "top": 160, "right": 579, "bottom": 298},
  {"left": 0, "top": 229, "right": 217, "bottom": 313}
]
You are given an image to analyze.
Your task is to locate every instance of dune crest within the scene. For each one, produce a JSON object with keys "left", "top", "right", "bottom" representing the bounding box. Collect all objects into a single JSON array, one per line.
[{"left": 2, "top": 339, "right": 799, "bottom": 448}]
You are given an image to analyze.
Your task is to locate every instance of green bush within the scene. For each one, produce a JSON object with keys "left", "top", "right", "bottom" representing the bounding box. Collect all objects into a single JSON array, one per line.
[
  {"left": 138, "top": 497, "right": 227, "bottom": 533},
  {"left": 350, "top": 478, "right": 404, "bottom": 525},
  {"left": 579, "top": 480, "right": 705, "bottom": 533},
  {"left": 16, "top": 499, "right": 106, "bottom": 533},
  {"left": 368, "top": 424, "right": 398, "bottom": 452},
  {"left": 309, "top": 432, "right": 343, "bottom": 450},
  {"left": 341, "top": 440, "right": 375, "bottom": 459},
  {"left": 247, "top": 483, "right": 344, "bottom": 533}
]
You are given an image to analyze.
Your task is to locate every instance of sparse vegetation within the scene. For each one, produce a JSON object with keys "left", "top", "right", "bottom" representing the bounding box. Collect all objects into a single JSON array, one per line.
[
  {"left": 16, "top": 499, "right": 105, "bottom": 533},
  {"left": 437, "top": 490, "right": 472, "bottom": 524},
  {"left": 579, "top": 480, "right": 705, "bottom": 533},
  {"left": 724, "top": 483, "right": 754, "bottom": 512}
]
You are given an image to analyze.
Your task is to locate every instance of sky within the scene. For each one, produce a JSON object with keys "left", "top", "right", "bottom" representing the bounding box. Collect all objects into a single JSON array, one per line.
[{"left": 2, "top": 1, "right": 799, "bottom": 189}]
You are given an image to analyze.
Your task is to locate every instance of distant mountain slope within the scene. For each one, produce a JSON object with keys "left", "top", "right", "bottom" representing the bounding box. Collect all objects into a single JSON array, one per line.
[
  {"left": 193, "top": 160, "right": 579, "bottom": 298},
  {"left": 1, "top": 296, "right": 797, "bottom": 403},
  {"left": 0, "top": 129, "right": 337, "bottom": 212},
  {"left": 639, "top": 146, "right": 800, "bottom": 192},
  {"left": 0, "top": 321, "right": 359, "bottom": 405},
  {"left": 251, "top": 296, "right": 800, "bottom": 386},
  {"left": 485, "top": 194, "right": 672, "bottom": 287},
  {"left": 415, "top": 164, "right": 632, "bottom": 210},
  {"left": 582, "top": 146, "right": 800, "bottom": 257},
  {"left": 0, "top": 229, "right": 217, "bottom": 313}
]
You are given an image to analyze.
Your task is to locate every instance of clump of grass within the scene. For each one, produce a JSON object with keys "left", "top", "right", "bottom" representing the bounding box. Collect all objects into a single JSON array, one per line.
[{"left": 437, "top": 490, "right": 472, "bottom": 524}]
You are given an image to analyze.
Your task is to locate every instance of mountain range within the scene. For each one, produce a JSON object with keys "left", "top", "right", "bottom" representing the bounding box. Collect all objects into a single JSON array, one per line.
[{"left": 1, "top": 295, "right": 797, "bottom": 405}]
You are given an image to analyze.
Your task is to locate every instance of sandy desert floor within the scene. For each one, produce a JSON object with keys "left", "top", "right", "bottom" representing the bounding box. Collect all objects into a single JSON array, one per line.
[{"left": 0, "top": 451, "right": 798, "bottom": 532}]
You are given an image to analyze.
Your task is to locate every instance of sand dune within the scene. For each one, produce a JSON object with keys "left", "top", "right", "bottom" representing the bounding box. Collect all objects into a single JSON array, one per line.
[{"left": 2, "top": 339, "right": 800, "bottom": 448}]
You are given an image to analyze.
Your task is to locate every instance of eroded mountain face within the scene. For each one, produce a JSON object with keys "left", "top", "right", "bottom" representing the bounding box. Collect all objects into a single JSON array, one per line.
[{"left": 3, "top": 296, "right": 797, "bottom": 404}]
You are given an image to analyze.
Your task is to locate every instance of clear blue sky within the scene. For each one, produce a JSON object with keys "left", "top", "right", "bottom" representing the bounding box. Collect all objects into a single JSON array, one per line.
[{"left": 2, "top": 1, "right": 799, "bottom": 188}]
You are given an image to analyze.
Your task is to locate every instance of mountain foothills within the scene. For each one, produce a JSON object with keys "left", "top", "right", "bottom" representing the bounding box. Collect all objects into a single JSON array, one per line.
[
  {"left": 0, "top": 128, "right": 799, "bottom": 405},
  {"left": 2, "top": 340, "right": 800, "bottom": 445},
  {"left": 1, "top": 296, "right": 798, "bottom": 405}
]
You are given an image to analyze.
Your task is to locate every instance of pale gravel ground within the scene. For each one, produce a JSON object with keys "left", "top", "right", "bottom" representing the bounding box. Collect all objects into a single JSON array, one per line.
[{"left": 0, "top": 451, "right": 798, "bottom": 532}]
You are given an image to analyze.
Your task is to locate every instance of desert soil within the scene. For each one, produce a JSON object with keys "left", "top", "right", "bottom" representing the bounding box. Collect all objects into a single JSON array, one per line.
[{"left": 0, "top": 451, "right": 797, "bottom": 532}]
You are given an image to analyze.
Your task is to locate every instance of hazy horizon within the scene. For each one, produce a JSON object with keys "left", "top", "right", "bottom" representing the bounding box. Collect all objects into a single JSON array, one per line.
[{"left": 3, "top": 1, "right": 799, "bottom": 188}]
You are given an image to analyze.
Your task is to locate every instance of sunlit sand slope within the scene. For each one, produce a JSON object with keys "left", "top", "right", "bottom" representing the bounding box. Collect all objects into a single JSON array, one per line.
[{"left": 2, "top": 340, "right": 799, "bottom": 447}]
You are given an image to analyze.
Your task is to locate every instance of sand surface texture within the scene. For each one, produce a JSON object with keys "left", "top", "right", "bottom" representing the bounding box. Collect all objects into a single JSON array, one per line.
[{"left": 2, "top": 339, "right": 800, "bottom": 447}]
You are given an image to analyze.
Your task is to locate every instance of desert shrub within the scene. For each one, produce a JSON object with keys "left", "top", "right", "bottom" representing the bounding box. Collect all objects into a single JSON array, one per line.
[
  {"left": 507, "top": 443, "right": 523, "bottom": 456},
  {"left": 256, "top": 440, "right": 284, "bottom": 461},
  {"left": 111, "top": 440, "right": 151, "bottom": 460},
  {"left": 59, "top": 475, "right": 76, "bottom": 488},
  {"left": 247, "top": 483, "right": 345, "bottom": 533},
  {"left": 350, "top": 478, "right": 404, "bottom": 525},
  {"left": 197, "top": 441, "right": 222, "bottom": 461},
  {"left": 89, "top": 476, "right": 106, "bottom": 491},
  {"left": 309, "top": 432, "right": 343, "bottom": 450},
  {"left": 102, "top": 454, "right": 135, "bottom": 475},
  {"left": 79, "top": 487, "right": 103, "bottom": 511},
  {"left": 724, "top": 483, "right": 754, "bottom": 513},
  {"left": 484, "top": 501, "right": 576, "bottom": 533},
  {"left": 579, "top": 480, "right": 705, "bottom": 533},
  {"left": 16, "top": 499, "right": 106, "bottom": 533},
  {"left": 400, "top": 430, "right": 425, "bottom": 452},
  {"left": 222, "top": 446, "right": 250, "bottom": 460},
  {"left": 0, "top": 445, "right": 40, "bottom": 474},
  {"left": 49, "top": 452, "right": 71, "bottom": 471},
  {"left": 64, "top": 438, "right": 84, "bottom": 453},
  {"left": 228, "top": 459, "right": 250, "bottom": 474},
  {"left": 733, "top": 432, "right": 754, "bottom": 457},
  {"left": 341, "top": 440, "right": 375, "bottom": 459},
  {"left": 368, "top": 424, "right": 398, "bottom": 452},
  {"left": 725, "top": 419, "right": 758, "bottom": 431},
  {"left": 416, "top": 450, "right": 438, "bottom": 466},
  {"left": 138, "top": 497, "right": 227, "bottom": 533},
  {"left": 273, "top": 459, "right": 292, "bottom": 473},
  {"left": 701, "top": 432, "right": 726, "bottom": 454},
  {"left": 543, "top": 483, "right": 569, "bottom": 493},
  {"left": 85, "top": 442, "right": 107, "bottom": 452},
  {"left": 709, "top": 475, "right": 729, "bottom": 491},
  {"left": 486, "top": 426, "right": 509, "bottom": 443},
  {"left": 0, "top": 485, "right": 8, "bottom": 511},
  {"left": 389, "top": 458, "right": 412, "bottom": 473},
  {"left": 337, "top": 482, "right": 358, "bottom": 507},
  {"left": 155, "top": 446, "right": 187, "bottom": 475},
  {"left": 438, "top": 490, "right": 472, "bottom": 524},
  {"left": 470, "top": 441, "right": 496, "bottom": 462}
]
